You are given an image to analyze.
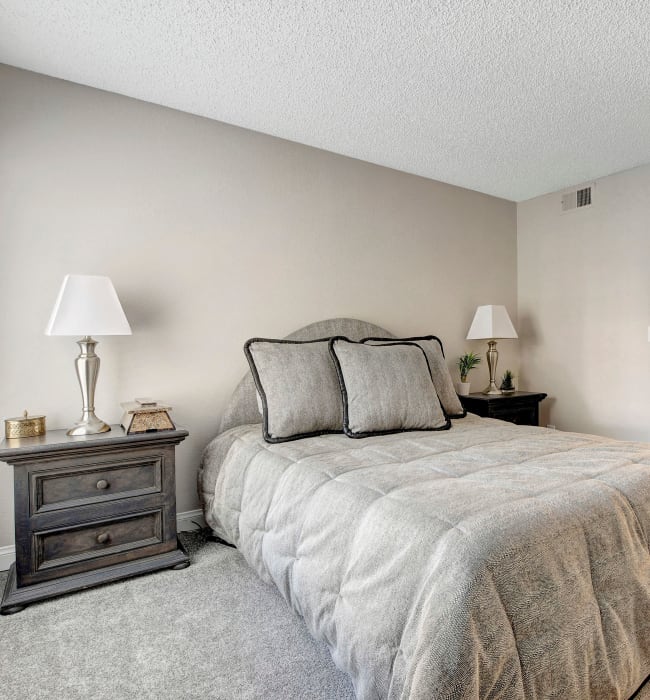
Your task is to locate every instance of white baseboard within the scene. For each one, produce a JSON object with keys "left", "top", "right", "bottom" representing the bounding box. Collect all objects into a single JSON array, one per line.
[
  {"left": 176, "top": 508, "right": 206, "bottom": 532},
  {"left": 0, "top": 509, "right": 207, "bottom": 571},
  {"left": 0, "top": 545, "right": 15, "bottom": 572}
]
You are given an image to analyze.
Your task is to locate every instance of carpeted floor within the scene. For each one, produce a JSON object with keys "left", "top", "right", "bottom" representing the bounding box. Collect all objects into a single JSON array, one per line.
[{"left": 0, "top": 530, "right": 355, "bottom": 700}]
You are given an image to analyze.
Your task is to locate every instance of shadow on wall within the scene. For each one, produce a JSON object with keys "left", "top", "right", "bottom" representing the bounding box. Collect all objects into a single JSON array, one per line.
[
  {"left": 516, "top": 311, "right": 593, "bottom": 431},
  {"left": 517, "top": 313, "right": 538, "bottom": 347}
]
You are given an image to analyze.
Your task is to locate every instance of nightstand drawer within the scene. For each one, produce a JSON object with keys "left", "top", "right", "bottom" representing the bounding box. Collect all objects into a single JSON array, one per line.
[
  {"left": 35, "top": 510, "right": 163, "bottom": 572},
  {"left": 458, "top": 392, "right": 547, "bottom": 427},
  {"left": 31, "top": 456, "right": 163, "bottom": 514},
  {"left": 490, "top": 405, "right": 537, "bottom": 425}
]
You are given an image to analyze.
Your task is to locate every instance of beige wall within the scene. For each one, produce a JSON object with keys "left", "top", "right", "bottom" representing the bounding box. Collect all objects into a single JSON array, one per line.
[
  {"left": 0, "top": 65, "right": 518, "bottom": 548},
  {"left": 517, "top": 165, "right": 650, "bottom": 440}
]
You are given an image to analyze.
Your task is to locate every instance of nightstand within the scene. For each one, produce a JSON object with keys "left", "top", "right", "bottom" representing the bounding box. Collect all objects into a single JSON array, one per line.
[
  {"left": 0, "top": 427, "right": 189, "bottom": 614},
  {"left": 458, "top": 391, "right": 547, "bottom": 426}
]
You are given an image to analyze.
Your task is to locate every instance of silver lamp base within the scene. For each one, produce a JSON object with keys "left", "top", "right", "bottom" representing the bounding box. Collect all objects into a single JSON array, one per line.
[
  {"left": 482, "top": 382, "right": 503, "bottom": 395},
  {"left": 67, "top": 336, "right": 112, "bottom": 436},
  {"left": 67, "top": 415, "right": 111, "bottom": 437},
  {"left": 482, "top": 339, "right": 503, "bottom": 395}
]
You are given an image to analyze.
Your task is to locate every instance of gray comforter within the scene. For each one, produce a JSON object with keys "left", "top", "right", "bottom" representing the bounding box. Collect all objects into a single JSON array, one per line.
[{"left": 199, "top": 414, "right": 650, "bottom": 699}]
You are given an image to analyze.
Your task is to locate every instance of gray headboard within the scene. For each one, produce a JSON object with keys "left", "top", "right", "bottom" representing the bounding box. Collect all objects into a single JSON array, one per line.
[{"left": 218, "top": 317, "right": 395, "bottom": 434}]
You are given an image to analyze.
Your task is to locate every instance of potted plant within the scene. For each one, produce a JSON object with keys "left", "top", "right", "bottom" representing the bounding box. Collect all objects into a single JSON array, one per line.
[
  {"left": 500, "top": 369, "right": 516, "bottom": 394},
  {"left": 456, "top": 352, "right": 481, "bottom": 396}
]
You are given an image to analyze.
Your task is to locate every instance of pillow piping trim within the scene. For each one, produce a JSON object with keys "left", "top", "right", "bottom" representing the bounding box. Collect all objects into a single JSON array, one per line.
[
  {"left": 361, "top": 335, "right": 467, "bottom": 418},
  {"left": 329, "top": 336, "right": 451, "bottom": 439},
  {"left": 244, "top": 336, "right": 343, "bottom": 444}
]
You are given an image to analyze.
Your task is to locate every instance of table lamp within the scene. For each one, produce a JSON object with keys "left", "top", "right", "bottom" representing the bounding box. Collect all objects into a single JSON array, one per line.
[
  {"left": 466, "top": 305, "right": 518, "bottom": 395},
  {"left": 45, "top": 274, "right": 132, "bottom": 436}
]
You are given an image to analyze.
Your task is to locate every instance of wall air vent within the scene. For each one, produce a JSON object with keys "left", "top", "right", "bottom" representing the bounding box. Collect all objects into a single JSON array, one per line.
[{"left": 561, "top": 185, "right": 593, "bottom": 212}]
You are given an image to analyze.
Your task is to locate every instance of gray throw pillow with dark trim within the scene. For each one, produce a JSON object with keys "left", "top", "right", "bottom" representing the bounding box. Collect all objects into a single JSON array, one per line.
[
  {"left": 244, "top": 338, "right": 343, "bottom": 443},
  {"left": 329, "top": 338, "right": 450, "bottom": 438},
  {"left": 363, "top": 335, "right": 466, "bottom": 418}
]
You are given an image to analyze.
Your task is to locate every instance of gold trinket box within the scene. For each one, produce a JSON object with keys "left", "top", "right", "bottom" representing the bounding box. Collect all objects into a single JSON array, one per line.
[
  {"left": 120, "top": 400, "right": 175, "bottom": 434},
  {"left": 5, "top": 411, "right": 47, "bottom": 439}
]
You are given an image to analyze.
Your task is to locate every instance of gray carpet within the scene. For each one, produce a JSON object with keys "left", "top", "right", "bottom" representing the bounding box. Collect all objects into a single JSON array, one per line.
[{"left": 0, "top": 530, "right": 355, "bottom": 699}]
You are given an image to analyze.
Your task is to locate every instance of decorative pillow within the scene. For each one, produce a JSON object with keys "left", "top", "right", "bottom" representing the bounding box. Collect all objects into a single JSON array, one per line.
[
  {"left": 363, "top": 335, "right": 466, "bottom": 418},
  {"left": 244, "top": 338, "right": 343, "bottom": 443},
  {"left": 329, "top": 338, "right": 450, "bottom": 438}
]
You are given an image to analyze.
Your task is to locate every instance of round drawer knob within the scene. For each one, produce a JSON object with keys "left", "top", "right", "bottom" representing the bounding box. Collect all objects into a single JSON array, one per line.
[
  {"left": 96, "top": 479, "right": 109, "bottom": 490},
  {"left": 96, "top": 532, "right": 111, "bottom": 545}
]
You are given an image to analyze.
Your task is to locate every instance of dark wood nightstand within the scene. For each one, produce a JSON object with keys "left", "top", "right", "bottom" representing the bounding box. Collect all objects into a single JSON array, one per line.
[
  {"left": 458, "top": 391, "right": 547, "bottom": 426},
  {"left": 0, "top": 427, "right": 190, "bottom": 614}
]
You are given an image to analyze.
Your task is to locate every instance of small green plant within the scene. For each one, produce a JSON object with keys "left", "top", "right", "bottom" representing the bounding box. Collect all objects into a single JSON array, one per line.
[
  {"left": 457, "top": 352, "right": 481, "bottom": 383},
  {"left": 500, "top": 369, "right": 515, "bottom": 391}
]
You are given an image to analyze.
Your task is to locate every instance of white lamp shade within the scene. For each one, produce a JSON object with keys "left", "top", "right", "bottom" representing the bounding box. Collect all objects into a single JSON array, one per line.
[
  {"left": 466, "top": 305, "right": 518, "bottom": 340},
  {"left": 45, "top": 274, "right": 132, "bottom": 336}
]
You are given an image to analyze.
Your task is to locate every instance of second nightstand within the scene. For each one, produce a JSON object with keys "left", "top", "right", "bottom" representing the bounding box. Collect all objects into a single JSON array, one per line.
[{"left": 459, "top": 391, "right": 547, "bottom": 426}]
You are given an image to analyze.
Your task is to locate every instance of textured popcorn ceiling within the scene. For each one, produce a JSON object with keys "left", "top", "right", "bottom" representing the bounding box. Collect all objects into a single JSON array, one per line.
[{"left": 1, "top": 1, "right": 649, "bottom": 201}]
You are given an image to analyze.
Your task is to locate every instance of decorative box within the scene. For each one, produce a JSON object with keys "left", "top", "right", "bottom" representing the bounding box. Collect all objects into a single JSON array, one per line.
[
  {"left": 4, "top": 411, "right": 46, "bottom": 440},
  {"left": 120, "top": 400, "right": 175, "bottom": 434}
]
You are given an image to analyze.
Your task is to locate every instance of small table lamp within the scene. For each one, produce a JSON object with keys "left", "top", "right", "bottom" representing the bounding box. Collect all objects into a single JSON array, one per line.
[
  {"left": 45, "top": 274, "right": 132, "bottom": 436},
  {"left": 466, "top": 305, "right": 518, "bottom": 395}
]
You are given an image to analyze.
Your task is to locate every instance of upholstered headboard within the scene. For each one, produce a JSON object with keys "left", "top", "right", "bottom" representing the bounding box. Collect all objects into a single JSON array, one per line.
[{"left": 218, "top": 317, "right": 395, "bottom": 433}]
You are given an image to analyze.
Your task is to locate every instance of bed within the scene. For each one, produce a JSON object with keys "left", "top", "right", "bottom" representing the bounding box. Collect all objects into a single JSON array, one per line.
[{"left": 199, "top": 318, "right": 650, "bottom": 699}]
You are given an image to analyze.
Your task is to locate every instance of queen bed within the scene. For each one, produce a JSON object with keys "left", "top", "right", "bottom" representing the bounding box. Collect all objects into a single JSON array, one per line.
[{"left": 199, "top": 318, "right": 650, "bottom": 699}]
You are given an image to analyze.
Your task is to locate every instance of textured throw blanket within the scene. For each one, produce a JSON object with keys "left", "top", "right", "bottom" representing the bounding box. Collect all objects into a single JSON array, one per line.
[{"left": 199, "top": 415, "right": 650, "bottom": 699}]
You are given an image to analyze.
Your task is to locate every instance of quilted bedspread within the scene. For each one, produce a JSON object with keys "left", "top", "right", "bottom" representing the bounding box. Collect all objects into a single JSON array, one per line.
[{"left": 199, "top": 414, "right": 650, "bottom": 699}]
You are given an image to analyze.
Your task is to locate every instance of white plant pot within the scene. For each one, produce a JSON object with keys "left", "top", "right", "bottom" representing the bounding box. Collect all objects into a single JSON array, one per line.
[{"left": 456, "top": 381, "right": 471, "bottom": 396}]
